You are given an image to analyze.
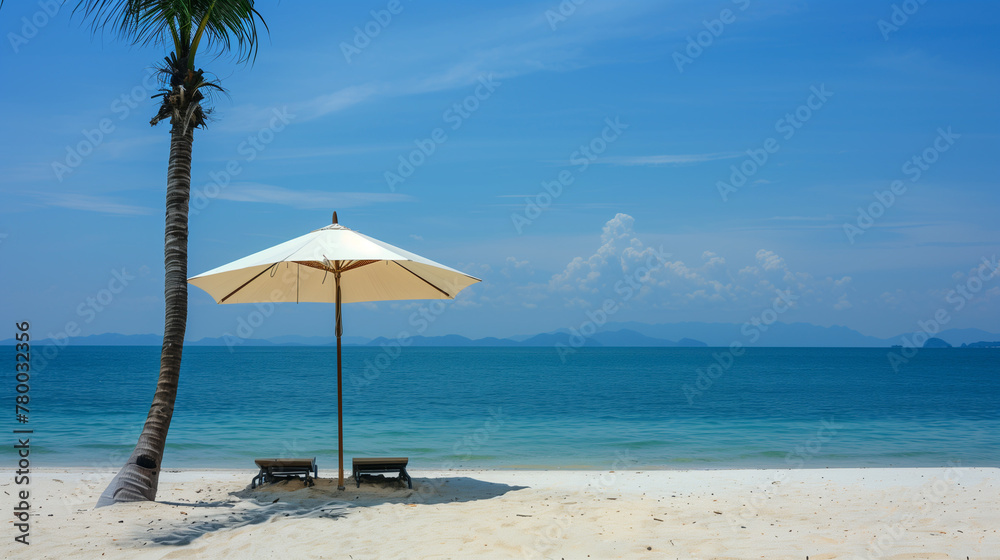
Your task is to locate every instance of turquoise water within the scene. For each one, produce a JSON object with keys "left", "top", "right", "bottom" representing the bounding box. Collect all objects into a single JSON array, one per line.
[{"left": 8, "top": 346, "right": 999, "bottom": 471}]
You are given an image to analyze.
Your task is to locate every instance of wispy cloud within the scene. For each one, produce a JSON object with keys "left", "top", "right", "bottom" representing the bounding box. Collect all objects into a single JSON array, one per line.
[
  {"left": 295, "top": 83, "right": 384, "bottom": 121},
  {"left": 36, "top": 193, "right": 154, "bottom": 215},
  {"left": 223, "top": 64, "right": 503, "bottom": 131},
  {"left": 216, "top": 183, "right": 414, "bottom": 209},
  {"left": 236, "top": 3, "right": 674, "bottom": 130},
  {"left": 257, "top": 143, "right": 411, "bottom": 162},
  {"left": 765, "top": 215, "right": 834, "bottom": 222},
  {"left": 601, "top": 153, "right": 741, "bottom": 166},
  {"left": 293, "top": 65, "right": 509, "bottom": 124}
]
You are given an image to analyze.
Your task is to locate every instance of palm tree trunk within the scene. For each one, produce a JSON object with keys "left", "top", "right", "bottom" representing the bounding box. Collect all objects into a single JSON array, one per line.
[{"left": 97, "top": 122, "right": 193, "bottom": 507}]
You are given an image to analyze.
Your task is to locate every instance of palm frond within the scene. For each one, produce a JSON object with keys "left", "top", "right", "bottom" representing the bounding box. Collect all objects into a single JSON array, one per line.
[{"left": 74, "top": 0, "right": 268, "bottom": 66}]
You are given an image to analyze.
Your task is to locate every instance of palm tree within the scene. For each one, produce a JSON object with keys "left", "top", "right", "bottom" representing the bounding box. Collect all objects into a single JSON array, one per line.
[{"left": 75, "top": 0, "right": 267, "bottom": 506}]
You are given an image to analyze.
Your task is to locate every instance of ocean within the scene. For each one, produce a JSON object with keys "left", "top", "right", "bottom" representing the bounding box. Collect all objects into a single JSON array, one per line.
[{"left": 9, "top": 346, "right": 999, "bottom": 472}]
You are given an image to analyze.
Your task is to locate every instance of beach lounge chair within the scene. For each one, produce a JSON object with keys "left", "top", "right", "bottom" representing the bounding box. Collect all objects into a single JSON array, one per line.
[
  {"left": 352, "top": 457, "right": 412, "bottom": 489},
  {"left": 252, "top": 458, "right": 318, "bottom": 488}
]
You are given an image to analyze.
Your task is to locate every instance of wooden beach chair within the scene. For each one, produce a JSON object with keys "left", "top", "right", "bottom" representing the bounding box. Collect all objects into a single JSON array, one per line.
[
  {"left": 252, "top": 458, "right": 318, "bottom": 488},
  {"left": 352, "top": 457, "right": 412, "bottom": 489}
]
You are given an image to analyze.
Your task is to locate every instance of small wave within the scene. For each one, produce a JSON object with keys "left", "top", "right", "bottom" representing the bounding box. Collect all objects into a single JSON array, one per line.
[
  {"left": 443, "top": 454, "right": 497, "bottom": 461},
  {"left": 739, "top": 450, "right": 788, "bottom": 459}
]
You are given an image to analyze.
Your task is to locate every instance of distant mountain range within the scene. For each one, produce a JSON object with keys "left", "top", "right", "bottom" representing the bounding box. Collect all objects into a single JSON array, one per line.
[
  {"left": 4, "top": 322, "right": 999, "bottom": 348},
  {"left": 366, "top": 329, "right": 707, "bottom": 348}
]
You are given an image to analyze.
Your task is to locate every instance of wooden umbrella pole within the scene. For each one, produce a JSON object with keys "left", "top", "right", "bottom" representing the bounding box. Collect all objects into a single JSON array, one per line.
[{"left": 335, "top": 269, "right": 345, "bottom": 490}]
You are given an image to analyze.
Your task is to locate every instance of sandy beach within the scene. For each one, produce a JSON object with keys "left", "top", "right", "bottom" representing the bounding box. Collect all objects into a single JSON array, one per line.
[{"left": 3, "top": 466, "right": 997, "bottom": 559}]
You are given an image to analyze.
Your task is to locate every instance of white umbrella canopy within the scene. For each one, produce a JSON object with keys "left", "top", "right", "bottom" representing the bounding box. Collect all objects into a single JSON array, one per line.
[
  {"left": 188, "top": 213, "right": 481, "bottom": 489},
  {"left": 189, "top": 219, "right": 479, "bottom": 304}
]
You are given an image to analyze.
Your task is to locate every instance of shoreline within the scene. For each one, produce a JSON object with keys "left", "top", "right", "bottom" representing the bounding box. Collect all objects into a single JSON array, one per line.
[
  {"left": 14, "top": 458, "right": 998, "bottom": 472},
  {"left": 4, "top": 467, "right": 998, "bottom": 559},
  {"left": 6, "top": 463, "right": 995, "bottom": 472}
]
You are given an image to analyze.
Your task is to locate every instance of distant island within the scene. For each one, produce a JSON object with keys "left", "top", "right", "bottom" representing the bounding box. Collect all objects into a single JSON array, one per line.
[
  {"left": 4, "top": 322, "right": 1000, "bottom": 348},
  {"left": 916, "top": 338, "right": 1000, "bottom": 349},
  {"left": 0, "top": 329, "right": 706, "bottom": 349},
  {"left": 889, "top": 338, "right": 1000, "bottom": 349}
]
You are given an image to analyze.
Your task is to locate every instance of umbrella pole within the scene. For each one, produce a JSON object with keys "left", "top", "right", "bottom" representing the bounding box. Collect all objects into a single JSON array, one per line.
[{"left": 335, "top": 270, "right": 345, "bottom": 490}]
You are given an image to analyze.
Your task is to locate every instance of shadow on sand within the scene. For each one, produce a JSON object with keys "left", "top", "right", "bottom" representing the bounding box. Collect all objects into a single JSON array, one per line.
[{"left": 145, "top": 476, "right": 527, "bottom": 546}]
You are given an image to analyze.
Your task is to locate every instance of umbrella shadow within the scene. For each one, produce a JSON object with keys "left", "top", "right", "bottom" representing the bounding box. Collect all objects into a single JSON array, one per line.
[
  {"left": 145, "top": 498, "right": 348, "bottom": 546},
  {"left": 347, "top": 475, "right": 529, "bottom": 506},
  {"left": 143, "top": 475, "right": 527, "bottom": 546},
  {"left": 157, "top": 500, "right": 238, "bottom": 508}
]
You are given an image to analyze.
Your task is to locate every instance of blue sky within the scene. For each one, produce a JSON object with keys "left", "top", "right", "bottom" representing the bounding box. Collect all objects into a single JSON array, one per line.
[{"left": 1, "top": 0, "right": 998, "bottom": 342}]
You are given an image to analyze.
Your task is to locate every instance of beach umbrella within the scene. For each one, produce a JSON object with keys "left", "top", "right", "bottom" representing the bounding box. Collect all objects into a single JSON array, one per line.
[{"left": 188, "top": 212, "right": 480, "bottom": 489}]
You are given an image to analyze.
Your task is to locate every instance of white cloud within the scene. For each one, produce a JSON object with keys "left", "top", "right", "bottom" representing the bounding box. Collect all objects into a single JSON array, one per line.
[
  {"left": 501, "top": 256, "right": 533, "bottom": 279},
  {"left": 756, "top": 249, "right": 785, "bottom": 271},
  {"left": 546, "top": 213, "right": 853, "bottom": 312},
  {"left": 833, "top": 295, "right": 853, "bottom": 310},
  {"left": 549, "top": 213, "right": 662, "bottom": 294},
  {"left": 702, "top": 251, "right": 725, "bottom": 268}
]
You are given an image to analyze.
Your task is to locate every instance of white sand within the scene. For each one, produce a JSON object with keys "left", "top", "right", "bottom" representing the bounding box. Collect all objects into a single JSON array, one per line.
[{"left": 3, "top": 467, "right": 998, "bottom": 559}]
